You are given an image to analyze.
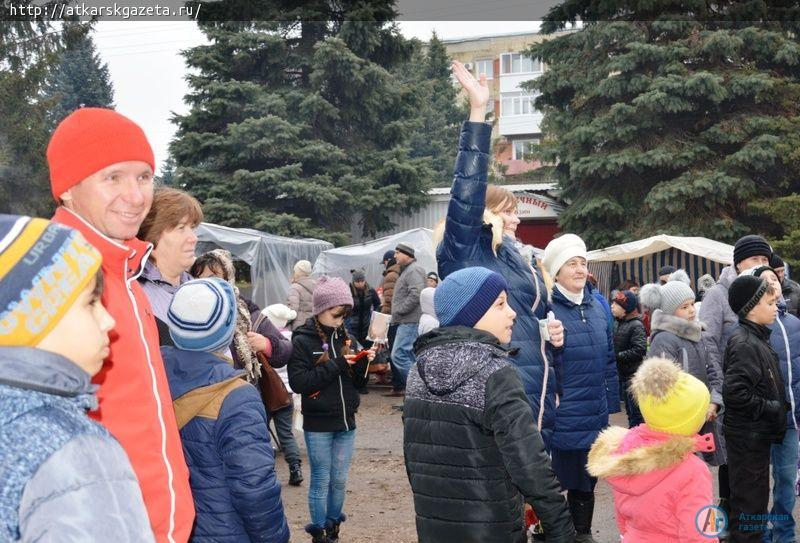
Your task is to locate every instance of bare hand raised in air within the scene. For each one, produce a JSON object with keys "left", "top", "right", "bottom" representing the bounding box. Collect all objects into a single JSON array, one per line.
[{"left": 451, "top": 60, "right": 489, "bottom": 122}]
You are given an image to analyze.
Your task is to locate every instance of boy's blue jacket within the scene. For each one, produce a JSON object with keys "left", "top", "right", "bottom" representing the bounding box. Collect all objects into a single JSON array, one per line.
[
  {"left": 767, "top": 302, "right": 800, "bottom": 428},
  {"left": 161, "top": 346, "right": 289, "bottom": 543},
  {"left": 436, "top": 121, "right": 559, "bottom": 445},
  {"left": 0, "top": 346, "right": 153, "bottom": 542}
]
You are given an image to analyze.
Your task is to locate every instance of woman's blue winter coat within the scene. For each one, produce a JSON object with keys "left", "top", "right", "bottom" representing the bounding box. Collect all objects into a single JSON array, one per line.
[{"left": 437, "top": 121, "right": 559, "bottom": 445}]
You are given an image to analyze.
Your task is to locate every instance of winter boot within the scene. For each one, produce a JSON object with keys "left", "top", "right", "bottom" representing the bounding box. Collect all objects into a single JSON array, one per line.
[
  {"left": 325, "top": 514, "right": 346, "bottom": 542},
  {"left": 305, "top": 524, "right": 329, "bottom": 543},
  {"left": 568, "top": 490, "right": 599, "bottom": 543},
  {"left": 717, "top": 498, "right": 730, "bottom": 541},
  {"left": 289, "top": 462, "right": 304, "bottom": 486}
]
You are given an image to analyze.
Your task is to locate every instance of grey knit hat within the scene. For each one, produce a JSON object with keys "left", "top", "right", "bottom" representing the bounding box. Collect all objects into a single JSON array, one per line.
[{"left": 640, "top": 279, "right": 696, "bottom": 315}]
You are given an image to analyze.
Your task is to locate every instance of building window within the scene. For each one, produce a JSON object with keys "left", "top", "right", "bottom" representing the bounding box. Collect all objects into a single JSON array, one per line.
[
  {"left": 500, "top": 92, "right": 539, "bottom": 117},
  {"left": 501, "top": 53, "right": 543, "bottom": 75},
  {"left": 474, "top": 58, "right": 493, "bottom": 79},
  {"left": 512, "top": 138, "right": 540, "bottom": 160}
]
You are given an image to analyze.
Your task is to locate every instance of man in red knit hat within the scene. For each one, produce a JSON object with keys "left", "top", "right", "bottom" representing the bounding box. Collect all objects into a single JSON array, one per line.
[{"left": 47, "top": 108, "right": 194, "bottom": 543}]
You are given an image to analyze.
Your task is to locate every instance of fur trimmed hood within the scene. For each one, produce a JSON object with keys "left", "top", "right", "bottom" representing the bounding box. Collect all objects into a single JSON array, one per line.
[
  {"left": 433, "top": 209, "right": 504, "bottom": 256},
  {"left": 587, "top": 425, "right": 714, "bottom": 495},
  {"left": 650, "top": 309, "right": 705, "bottom": 342}
]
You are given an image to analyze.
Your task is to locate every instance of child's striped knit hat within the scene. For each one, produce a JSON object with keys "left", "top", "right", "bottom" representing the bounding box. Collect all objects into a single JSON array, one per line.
[
  {"left": 167, "top": 278, "right": 237, "bottom": 353},
  {"left": 435, "top": 267, "right": 508, "bottom": 327},
  {"left": 0, "top": 214, "right": 102, "bottom": 346}
]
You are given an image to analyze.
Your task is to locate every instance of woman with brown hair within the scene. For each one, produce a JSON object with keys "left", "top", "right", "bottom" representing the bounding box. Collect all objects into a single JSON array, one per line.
[
  {"left": 436, "top": 61, "right": 564, "bottom": 447},
  {"left": 137, "top": 187, "right": 203, "bottom": 338}
]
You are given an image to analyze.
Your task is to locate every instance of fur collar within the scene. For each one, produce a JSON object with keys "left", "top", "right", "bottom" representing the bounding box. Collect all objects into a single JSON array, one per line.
[
  {"left": 433, "top": 209, "right": 504, "bottom": 255},
  {"left": 587, "top": 426, "right": 707, "bottom": 479},
  {"left": 650, "top": 309, "right": 704, "bottom": 342}
]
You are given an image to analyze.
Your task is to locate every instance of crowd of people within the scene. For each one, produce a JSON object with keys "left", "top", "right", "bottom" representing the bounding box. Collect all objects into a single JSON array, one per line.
[{"left": 1, "top": 58, "right": 798, "bottom": 543}]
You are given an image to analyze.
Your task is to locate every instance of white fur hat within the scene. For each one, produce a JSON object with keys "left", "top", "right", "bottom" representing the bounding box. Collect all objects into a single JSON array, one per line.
[
  {"left": 264, "top": 303, "right": 297, "bottom": 329},
  {"left": 294, "top": 260, "right": 312, "bottom": 276},
  {"left": 542, "top": 233, "right": 587, "bottom": 280}
]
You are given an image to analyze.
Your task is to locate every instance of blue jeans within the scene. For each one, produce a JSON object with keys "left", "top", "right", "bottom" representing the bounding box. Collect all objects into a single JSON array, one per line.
[
  {"left": 764, "top": 427, "right": 798, "bottom": 543},
  {"left": 271, "top": 403, "right": 300, "bottom": 466},
  {"left": 621, "top": 379, "right": 644, "bottom": 428},
  {"left": 304, "top": 430, "right": 356, "bottom": 529},
  {"left": 391, "top": 322, "right": 418, "bottom": 391}
]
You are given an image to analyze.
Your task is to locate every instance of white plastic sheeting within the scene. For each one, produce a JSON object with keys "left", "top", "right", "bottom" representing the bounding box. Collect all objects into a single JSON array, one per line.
[
  {"left": 586, "top": 234, "right": 734, "bottom": 298},
  {"left": 313, "top": 228, "right": 437, "bottom": 288},
  {"left": 195, "top": 223, "right": 333, "bottom": 308}
]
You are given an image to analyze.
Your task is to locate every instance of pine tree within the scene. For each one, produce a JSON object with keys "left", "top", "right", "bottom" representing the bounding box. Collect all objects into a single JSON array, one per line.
[
  {"left": 44, "top": 33, "right": 114, "bottom": 128},
  {"left": 404, "top": 32, "right": 466, "bottom": 185},
  {"left": 525, "top": 3, "right": 800, "bottom": 248},
  {"left": 172, "top": 5, "right": 436, "bottom": 245},
  {"left": 159, "top": 155, "right": 178, "bottom": 187},
  {"left": 0, "top": 16, "right": 88, "bottom": 217}
]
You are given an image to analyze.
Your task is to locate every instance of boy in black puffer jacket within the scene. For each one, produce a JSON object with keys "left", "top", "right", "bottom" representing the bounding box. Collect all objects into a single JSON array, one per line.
[
  {"left": 611, "top": 290, "right": 647, "bottom": 428},
  {"left": 403, "top": 266, "right": 574, "bottom": 543},
  {"left": 724, "top": 275, "right": 789, "bottom": 543}
]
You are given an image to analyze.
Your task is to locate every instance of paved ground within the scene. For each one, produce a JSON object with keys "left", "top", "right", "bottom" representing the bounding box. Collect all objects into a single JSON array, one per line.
[{"left": 274, "top": 385, "right": 800, "bottom": 542}]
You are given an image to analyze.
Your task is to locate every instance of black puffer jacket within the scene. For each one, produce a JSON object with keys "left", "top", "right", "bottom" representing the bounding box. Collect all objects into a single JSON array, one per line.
[
  {"left": 613, "top": 316, "right": 647, "bottom": 381},
  {"left": 347, "top": 284, "right": 380, "bottom": 345},
  {"left": 403, "top": 327, "right": 574, "bottom": 543},
  {"left": 723, "top": 319, "right": 788, "bottom": 443},
  {"left": 288, "top": 318, "right": 368, "bottom": 432}
]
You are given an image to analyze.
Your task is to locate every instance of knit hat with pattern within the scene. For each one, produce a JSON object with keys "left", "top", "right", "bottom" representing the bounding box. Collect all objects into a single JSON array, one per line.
[
  {"left": 167, "top": 278, "right": 237, "bottom": 353},
  {"left": 0, "top": 214, "right": 102, "bottom": 346}
]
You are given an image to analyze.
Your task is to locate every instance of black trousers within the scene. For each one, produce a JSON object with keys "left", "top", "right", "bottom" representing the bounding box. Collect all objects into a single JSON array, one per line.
[{"left": 724, "top": 431, "right": 772, "bottom": 543}]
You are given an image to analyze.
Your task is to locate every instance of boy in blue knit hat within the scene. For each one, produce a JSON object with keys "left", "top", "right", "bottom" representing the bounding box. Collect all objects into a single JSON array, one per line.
[
  {"left": 403, "top": 266, "right": 574, "bottom": 543},
  {"left": 161, "top": 278, "right": 290, "bottom": 543},
  {"left": 0, "top": 214, "right": 153, "bottom": 542}
]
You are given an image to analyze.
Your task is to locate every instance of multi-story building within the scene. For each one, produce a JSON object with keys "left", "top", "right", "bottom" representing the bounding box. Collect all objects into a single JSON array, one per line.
[
  {"left": 348, "top": 29, "right": 574, "bottom": 248},
  {"left": 444, "top": 29, "right": 572, "bottom": 176}
]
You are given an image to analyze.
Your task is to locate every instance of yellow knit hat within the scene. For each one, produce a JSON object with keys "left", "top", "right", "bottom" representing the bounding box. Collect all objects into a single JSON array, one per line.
[
  {"left": 630, "top": 357, "right": 710, "bottom": 436},
  {"left": 0, "top": 214, "right": 102, "bottom": 347}
]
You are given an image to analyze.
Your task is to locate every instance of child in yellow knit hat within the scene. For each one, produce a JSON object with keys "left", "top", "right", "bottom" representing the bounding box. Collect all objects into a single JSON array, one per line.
[
  {"left": 0, "top": 214, "right": 154, "bottom": 542},
  {"left": 587, "top": 357, "right": 718, "bottom": 542}
]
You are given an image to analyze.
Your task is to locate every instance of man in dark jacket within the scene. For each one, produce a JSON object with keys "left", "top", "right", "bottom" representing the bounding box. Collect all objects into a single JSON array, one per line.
[
  {"left": 771, "top": 252, "right": 800, "bottom": 318},
  {"left": 724, "top": 275, "right": 788, "bottom": 543},
  {"left": 611, "top": 290, "right": 647, "bottom": 427},
  {"left": 404, "top": 267, "right": 574, "bottom": 543},
  {"left": 388, "top": 242, "right": 426, "bottom": 396}
]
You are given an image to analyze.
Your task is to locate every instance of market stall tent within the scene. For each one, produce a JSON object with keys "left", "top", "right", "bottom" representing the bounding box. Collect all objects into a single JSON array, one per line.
[
  {"left": 586, "top": 235, "right": 734, "bottom": 298},
  {"left": 195, "top": 222, "right": 333, "bottom": 308},
  {"left": 313, "top": 228, "right": 436, "bottom": 288}
]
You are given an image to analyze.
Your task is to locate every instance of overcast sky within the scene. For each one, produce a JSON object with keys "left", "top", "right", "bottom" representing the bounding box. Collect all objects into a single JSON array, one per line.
[{"left": 93, "top": 21, "right": 542, "bottom": 172}]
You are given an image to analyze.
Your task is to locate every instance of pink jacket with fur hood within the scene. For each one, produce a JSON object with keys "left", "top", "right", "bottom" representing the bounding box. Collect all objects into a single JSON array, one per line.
[{"left": 587, "top": 425, "right": 717, "bottom": 542}]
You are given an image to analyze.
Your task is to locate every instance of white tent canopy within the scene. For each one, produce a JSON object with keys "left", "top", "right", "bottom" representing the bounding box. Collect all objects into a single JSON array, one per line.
[
  {"left": 313, "top": 228, "right": 437, "bottom": 288},
  {"left": 586, "top": 235, "right": 735, "bottom": 297},
  {"left": 195, "top": 222, "right": 333, "bottom": 309}
]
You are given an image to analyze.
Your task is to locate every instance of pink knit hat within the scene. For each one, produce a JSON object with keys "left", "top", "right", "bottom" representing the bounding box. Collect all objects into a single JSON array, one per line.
[{"left": 312, "top": 276, "right": 354, "bottom": 316}]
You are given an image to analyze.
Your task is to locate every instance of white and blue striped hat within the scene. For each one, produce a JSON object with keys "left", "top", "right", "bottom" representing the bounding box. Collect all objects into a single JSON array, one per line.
[{"left": 167, "top": 278, "right": 237, "bottom": 353}]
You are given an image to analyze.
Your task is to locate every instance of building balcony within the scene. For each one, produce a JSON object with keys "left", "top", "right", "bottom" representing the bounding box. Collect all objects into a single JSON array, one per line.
[{"left": 498, "top": 112, "right": 543, "bottom": 136}]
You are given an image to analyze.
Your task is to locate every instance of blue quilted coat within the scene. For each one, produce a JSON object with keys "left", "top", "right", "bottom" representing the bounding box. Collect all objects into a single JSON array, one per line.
[
  {"left": 549, "top": 285, "right": 620, "bottom": 451},
  {"left": 437, "top": 121, "right": 559, "bottom": 445},
  {"left": 161, "top": 347, "right": 289, "bottom": 543}
]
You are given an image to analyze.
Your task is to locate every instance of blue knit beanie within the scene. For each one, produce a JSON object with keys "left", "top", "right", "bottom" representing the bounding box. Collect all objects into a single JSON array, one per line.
[
  {"left": 167, "top": 278, "right": 237, "bottom": 353},
  {"left": 435, "top": 267, "right": 508, "bottom": 327}
]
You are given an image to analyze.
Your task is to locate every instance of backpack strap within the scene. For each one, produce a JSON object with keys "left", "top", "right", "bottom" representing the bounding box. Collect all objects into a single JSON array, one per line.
[{"left": 173, "top": 375, "right": 248, "bottom": 430}]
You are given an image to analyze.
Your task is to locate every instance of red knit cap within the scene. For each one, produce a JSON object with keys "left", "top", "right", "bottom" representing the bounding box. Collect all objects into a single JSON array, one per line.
[{"left": 46, "top": 108, "right": 155, "bottom": 201}]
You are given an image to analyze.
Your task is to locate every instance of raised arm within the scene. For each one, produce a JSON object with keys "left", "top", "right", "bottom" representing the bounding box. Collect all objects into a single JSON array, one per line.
[{"left": 439, "top": 61, "right": 494, "bottom": 271}]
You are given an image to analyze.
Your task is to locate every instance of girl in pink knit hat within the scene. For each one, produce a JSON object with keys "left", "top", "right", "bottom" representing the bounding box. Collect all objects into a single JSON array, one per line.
[{"left": 287, "top": 276, "right": 375, "bottom": 543}]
